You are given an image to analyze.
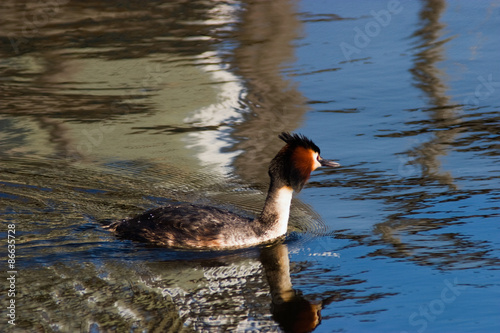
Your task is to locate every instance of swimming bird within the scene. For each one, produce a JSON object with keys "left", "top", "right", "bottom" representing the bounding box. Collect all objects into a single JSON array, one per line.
[{"left": 108, "top": 132, "right": 340, "bottom": 249}]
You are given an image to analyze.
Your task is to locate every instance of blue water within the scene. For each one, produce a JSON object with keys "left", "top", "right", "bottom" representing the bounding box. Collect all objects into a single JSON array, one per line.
[{"left": 1, "top": 0, "right": 499, "bottom": 332}]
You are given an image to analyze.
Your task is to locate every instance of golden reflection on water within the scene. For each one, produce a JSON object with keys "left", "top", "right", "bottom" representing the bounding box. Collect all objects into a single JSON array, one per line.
[{"left": 0, "top": 1, "right": 328, "bottom": 331}]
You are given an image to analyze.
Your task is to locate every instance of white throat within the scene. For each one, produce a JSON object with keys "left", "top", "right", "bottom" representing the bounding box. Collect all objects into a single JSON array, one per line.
[{"left": 269, "top": 186, "right": 293, "bottom": 237}]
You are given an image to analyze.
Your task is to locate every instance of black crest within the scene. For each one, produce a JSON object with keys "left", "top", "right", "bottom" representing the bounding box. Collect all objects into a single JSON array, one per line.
[
  {"left": 278, "top": 132, "right": 320, "bottom": 154},
  {"left": 269, "top": 132, "right": 321, "bottom": 192}
]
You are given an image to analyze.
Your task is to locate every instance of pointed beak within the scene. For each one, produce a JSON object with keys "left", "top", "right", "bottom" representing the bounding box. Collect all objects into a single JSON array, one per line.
[{"left": 320, "top": 159, "right": 340, "bottom": 168}]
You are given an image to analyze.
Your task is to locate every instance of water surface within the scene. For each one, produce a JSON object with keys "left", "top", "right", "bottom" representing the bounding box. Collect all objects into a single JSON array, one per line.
[{"left": 1, "top": 0, "right": 499, "bottom": 332}]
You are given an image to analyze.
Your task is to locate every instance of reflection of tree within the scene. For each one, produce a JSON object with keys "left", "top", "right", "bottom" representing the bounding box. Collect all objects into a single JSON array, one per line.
[
  {"left": 232, "top": 0, "right": 309, "bottom": 185},
  {"left": 326, "top": 0, "right": 499, "bottom": 270},
  {"left": 406, "top": 0, "right": 460, "bottom": 189}
]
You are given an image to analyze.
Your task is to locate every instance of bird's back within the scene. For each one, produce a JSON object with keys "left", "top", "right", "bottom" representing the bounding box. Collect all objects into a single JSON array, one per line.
[{"left": 110, "top": 203, "right": 261, "bottom": 249}]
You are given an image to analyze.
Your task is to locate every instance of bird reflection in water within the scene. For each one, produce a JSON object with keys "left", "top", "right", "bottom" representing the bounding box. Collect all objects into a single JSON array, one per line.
[
  {"left": 261, "top": 243, "right": 322, "bottom": 333},
  {"left": 141, "top": 241, "right": 326, "bottom": 332}
]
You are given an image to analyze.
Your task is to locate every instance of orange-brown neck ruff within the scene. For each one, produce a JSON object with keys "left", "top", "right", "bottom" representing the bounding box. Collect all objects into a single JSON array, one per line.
[{"left": 290, "top": 146, "right": 316, "bottom": 191}]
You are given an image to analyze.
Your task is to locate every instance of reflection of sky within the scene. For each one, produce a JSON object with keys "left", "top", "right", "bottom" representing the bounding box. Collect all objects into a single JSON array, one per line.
[
  {"left": 184, "top": 51, "right": 246, "bottom": 174},
  {"left": 291, "top": 0, "right": 500, "bottom": 279},
  {"left": 293, "top": 0, "right": 500, "bottom": 185},
  {"left": 179, "top": 2, "right": 247, "bottom": 175}
]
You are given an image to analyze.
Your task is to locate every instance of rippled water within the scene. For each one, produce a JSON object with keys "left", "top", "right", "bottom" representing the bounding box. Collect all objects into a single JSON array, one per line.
[{"left": 1, "top": 0, "right": 499, "bottom": 332}]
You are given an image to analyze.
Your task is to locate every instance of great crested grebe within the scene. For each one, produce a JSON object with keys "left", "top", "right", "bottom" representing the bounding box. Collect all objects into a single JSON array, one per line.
[{"left": 108, "top": 132, "right": 340, "bottom": 249}]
